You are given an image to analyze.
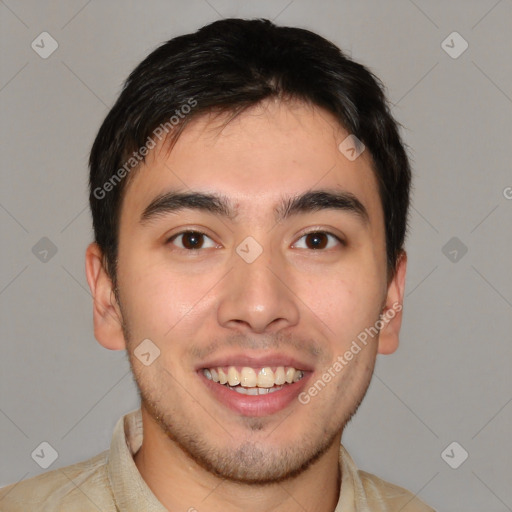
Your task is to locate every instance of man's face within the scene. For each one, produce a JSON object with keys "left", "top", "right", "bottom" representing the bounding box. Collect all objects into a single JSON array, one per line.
[{"left": 114, "top": 100, "right": 392, "bottom": 483}]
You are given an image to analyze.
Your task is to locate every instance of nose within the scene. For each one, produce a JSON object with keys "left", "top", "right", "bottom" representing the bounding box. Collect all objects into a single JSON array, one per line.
[{"left": 217, "top": 249, "right": 300, "bottom": 334}]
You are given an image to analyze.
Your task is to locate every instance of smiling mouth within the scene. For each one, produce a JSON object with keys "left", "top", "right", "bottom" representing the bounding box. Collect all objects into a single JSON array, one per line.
[{"left": 202, "top": 366, "right": 305, "bottom": 395}]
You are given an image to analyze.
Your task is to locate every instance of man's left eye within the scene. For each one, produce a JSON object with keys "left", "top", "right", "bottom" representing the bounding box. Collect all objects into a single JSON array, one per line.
[{"left": 293, "top": 232, "right": 342, "bottom": 250}]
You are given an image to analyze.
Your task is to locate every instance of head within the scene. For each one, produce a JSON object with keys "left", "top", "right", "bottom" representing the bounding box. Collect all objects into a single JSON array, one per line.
[{"left": 86, "top": 18, "right": 410, "bottom": 484}]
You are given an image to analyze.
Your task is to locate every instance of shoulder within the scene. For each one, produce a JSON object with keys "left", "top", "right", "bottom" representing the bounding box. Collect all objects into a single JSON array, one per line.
[
  {"left": 358, "top": 470, "right": 436, "bottom": 511},
  {"left": 0, "top": 450, "right": 115, "bottom": 512}
]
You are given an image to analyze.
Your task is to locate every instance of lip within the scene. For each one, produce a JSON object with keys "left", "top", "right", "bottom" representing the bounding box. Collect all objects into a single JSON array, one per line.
[
  {"left": 199, "top": 369, "right": 311, "bottom": 417},
  {"left": 195, "top": 352, "right": 314, "bottom": 372}
]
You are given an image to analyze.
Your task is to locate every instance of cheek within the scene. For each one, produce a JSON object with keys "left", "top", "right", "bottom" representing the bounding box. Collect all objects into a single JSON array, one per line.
[
  {"left": 118, "top": 254, "right": 220, "bottom": 340},
  {"left": 297, "top": 269, "right": 383, "bottom": 347}
]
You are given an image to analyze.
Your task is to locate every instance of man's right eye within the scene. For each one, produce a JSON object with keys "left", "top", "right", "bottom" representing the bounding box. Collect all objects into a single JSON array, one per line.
[{"left": 167, "top": 231, "right": 217, "bottom": 250}]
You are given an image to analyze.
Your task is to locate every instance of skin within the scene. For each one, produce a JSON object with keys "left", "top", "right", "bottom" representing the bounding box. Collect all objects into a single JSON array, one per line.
[{"left": 85, "top": 98, "right": 407, "bottom": 512}]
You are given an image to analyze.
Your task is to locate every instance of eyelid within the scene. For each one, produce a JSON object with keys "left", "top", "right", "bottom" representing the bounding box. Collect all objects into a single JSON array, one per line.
[{"left": 164, "top": 225, "right": 216, "bottom": 242}]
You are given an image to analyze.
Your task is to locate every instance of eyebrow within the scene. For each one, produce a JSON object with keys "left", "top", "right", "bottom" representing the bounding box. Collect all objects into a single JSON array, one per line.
[{"left": 139, "top": 189, "right": 369, "bottom": 226}]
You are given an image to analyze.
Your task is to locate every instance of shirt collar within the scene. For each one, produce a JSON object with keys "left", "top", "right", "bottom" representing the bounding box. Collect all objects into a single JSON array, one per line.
[{"left": 107, "top": 409, "right": 168, "bottom": 511}]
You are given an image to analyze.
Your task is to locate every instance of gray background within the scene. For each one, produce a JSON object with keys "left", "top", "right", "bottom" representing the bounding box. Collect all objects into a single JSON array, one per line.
[{"left": 1, "top": 0, "right": 511, "bottom": 510}]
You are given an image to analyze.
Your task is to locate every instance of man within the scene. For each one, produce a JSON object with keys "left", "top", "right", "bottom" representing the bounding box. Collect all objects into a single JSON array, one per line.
[{"left": 1, "top": 18, "right": 435, "bottom": 511}]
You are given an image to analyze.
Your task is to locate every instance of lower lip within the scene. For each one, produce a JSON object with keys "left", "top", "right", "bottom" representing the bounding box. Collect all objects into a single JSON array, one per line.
[{"left": 199, "top": 371, "right": 310, "bottom": 417}]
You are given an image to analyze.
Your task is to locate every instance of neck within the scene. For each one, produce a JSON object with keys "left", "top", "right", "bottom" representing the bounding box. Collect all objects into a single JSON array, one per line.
[{"left": 133, "top": 407, "right": 342, "bottom": 512}]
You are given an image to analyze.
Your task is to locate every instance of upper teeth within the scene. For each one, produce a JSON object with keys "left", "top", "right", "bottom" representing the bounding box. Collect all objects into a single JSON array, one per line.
[{"left": 203, "top": 366, "right": 304, "bottom": 388}]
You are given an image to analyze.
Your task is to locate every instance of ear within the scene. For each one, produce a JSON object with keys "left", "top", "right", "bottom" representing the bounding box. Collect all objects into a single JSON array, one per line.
[
  {"left": 377, "top": 251, "right": 407, "bottom": 355},
  {"left": 85, "top": 242, "right": 126, "bottom": 350}
]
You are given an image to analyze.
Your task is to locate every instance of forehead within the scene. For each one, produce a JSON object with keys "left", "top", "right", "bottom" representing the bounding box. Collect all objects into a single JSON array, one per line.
[{"left": 120, "top": 100, "right": 383, "bottom": 227}]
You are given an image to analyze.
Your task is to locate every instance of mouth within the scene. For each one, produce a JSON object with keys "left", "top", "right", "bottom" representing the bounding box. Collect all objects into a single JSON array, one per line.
[{"left": 198, "top": 363, "right": 311, "bottom": 417}]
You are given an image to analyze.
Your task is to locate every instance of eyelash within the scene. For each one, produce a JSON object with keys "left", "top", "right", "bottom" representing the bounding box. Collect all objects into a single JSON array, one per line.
[{"left": 166, "top": 230, "right": 344, "bottom": 251}]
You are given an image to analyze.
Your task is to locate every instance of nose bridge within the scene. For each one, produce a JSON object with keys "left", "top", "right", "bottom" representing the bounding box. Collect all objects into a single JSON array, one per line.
[{"left": 217, "top": 239, "right": 300, "bottom": 332}]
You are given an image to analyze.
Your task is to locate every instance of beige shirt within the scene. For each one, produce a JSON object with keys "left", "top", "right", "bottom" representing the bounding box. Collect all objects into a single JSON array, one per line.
[{"left": 0, "top": 409, "right": 435, "bottom": 511}]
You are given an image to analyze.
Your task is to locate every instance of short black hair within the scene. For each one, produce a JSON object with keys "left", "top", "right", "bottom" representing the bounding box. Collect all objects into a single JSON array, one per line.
[{"left": 89, "top": 18, "right": 411, "bottom": 287}]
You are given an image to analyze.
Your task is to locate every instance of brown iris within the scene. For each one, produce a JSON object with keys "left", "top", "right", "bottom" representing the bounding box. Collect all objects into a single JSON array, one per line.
[
  {"left": 304, "top": 232, "right": 329, "bottom": 249},
  {"left": 180, "top": 231, "right": 204, "bottom": 249}
]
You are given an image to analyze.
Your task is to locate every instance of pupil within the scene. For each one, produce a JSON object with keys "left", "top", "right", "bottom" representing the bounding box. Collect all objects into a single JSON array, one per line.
[
  {"left": 307, "top": 233, "right": 327, "bottom": 249},
  {"left": 183, "top": 232, "right": 202, "bottom": 249}
]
